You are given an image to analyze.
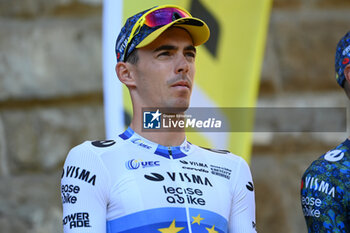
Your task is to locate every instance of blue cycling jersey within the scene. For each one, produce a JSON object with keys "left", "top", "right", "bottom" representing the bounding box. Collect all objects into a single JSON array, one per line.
[
  {"left": 300, "top": 139, "right": 350, "bottom": 232},
  {"left": 61, "top": 127, "right": 256, "bottom": 233}
]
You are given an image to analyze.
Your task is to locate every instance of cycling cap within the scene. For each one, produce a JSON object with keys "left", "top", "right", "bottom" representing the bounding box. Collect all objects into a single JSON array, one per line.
[
  {"left": 335, "top": 31, "right": 350, "bottom": 87},
  {"left": 115, "top": 5, "right": 210, "bottom": 62}
]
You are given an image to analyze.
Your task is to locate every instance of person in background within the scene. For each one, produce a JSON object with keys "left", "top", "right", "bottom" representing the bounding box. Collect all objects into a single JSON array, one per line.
[{"left": 300, "top": 31, "right": 350, "bottom": 232}]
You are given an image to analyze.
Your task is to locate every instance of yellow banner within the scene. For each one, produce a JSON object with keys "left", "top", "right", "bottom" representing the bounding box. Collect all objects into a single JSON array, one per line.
[{"left": 122, "top": 0, "right": 272, "bottom": 162}]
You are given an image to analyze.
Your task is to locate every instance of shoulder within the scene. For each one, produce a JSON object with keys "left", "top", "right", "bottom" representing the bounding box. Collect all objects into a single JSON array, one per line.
[
  {"left": 64, "top": 138, "right": 126, "bottom": 168},
  {"left": 193, "top": 145, "right": 252, "bottom": 184},
  {"left": 198, "top": 146, "right": 231, "bottom": 155},
  {"left": 69, "top": 139, "right": 122, "bottom": 156},
  {"left": 308, "top": 147, "right": 348, "bottom": 170},
  {"left": 195, "top": 145, "right": 248, "bottom": 166},
  {"left": 321, "top": 139, "right": 350, "bottom": 164},
  {"left": 302, "top": 143, "right": 350, "bottom": 183},
  {"left": 62, "top": 139, "right": 123, "bottom": 188}
]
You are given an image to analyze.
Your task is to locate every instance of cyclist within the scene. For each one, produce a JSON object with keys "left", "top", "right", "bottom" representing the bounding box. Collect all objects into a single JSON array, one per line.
[
  {"left": 61, "top": 5, "right": 257, "bottom": 233},
  {"left": 300, "top": 31, "right": 350, "bottom": 232}
]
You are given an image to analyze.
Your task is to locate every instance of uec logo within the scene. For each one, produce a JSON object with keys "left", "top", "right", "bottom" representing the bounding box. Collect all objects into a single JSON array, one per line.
[
  {"left": 126, "top": 159, "right": 141, "bottom": 170},
  {"left": 126, "top": 159, "right": 160, "bottom": 170}
]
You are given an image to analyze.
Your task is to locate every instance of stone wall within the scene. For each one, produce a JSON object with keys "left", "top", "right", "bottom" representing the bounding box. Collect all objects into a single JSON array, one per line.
[
  {"left": 0, "top": 1, "right": 104, "bottom": 232},
  {"left": 0, "top": 0, "right": 349, "bottom": 232}
]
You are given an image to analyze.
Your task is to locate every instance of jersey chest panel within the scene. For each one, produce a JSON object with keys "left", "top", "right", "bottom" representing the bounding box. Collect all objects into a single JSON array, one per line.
[{"left": 105, "top": 146, "right": 234, "bottom": 233}]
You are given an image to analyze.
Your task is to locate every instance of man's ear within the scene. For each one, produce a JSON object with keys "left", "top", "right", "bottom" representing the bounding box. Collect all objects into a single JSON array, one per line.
[
  {"left": 115, "top": 62, "right": 136, "bottom": 87},
  {"left": 345, "top": 64, "right": 350, "bottom": 84}
]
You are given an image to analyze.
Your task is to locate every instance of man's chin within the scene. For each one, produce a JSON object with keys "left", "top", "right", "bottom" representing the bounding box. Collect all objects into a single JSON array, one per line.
[{"left": 162, "top": 100, "right": 190, "bottom": 114}]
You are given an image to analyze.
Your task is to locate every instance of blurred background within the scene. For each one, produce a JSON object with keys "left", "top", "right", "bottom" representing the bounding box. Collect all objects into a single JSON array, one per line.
[{"left": 0, "top": 0, "right": 350, "bottom": 232}]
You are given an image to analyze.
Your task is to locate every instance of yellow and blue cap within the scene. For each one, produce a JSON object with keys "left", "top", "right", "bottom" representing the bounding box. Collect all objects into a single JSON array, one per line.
[{"left": 115, "top": 5, "right": 210, "bottom": 62}]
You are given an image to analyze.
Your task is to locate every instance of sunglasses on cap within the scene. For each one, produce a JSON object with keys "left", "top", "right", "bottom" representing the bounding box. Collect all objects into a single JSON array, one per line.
[{"left": 123, "top": 5, "right": 192, "bottom": 61}]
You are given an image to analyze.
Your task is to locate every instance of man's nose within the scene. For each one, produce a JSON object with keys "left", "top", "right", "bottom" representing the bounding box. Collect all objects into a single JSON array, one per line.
[{"left": 175, "top": 54, "right": 190, "bottom": 74}]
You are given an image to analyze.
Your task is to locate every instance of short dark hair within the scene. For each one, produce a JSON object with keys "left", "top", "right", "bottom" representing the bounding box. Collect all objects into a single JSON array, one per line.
[{"left": 125, "top": 49, "right": 139, "bottom": 64}]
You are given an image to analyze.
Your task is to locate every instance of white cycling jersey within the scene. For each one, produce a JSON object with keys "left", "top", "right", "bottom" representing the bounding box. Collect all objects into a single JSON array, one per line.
[{"left": 61, "top": 127, "right": 256, "bottom": 233}]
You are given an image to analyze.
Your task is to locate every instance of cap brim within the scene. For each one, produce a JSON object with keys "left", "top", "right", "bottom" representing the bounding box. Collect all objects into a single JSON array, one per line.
[{"left": 136, "top": 17, "right": 210, "bottom": 48}]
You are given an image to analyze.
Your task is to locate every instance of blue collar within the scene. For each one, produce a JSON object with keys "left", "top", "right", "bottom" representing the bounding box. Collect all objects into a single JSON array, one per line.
[{"left": 119, "top": 127, "right": 192, "bottom": 159}]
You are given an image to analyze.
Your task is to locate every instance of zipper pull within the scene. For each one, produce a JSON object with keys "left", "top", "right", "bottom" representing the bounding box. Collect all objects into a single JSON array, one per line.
[{"left": 168, "top": 147, "right": 173, "bottom": 160}]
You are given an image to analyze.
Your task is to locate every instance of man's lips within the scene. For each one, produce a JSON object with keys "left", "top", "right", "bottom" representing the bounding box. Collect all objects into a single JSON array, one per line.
[{"left": 171, "top": 81, "right": 191, "bottom": 89}]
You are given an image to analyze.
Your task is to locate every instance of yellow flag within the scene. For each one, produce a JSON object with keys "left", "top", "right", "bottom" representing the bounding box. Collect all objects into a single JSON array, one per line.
[{"left": 122, "top": 0, "right": 272, "bottom": 162}]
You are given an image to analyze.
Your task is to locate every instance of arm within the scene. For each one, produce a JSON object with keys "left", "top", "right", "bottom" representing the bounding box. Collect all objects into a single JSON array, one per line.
[
  {"left": 228, "top": 158, "right": 257, "bottom": 233},
  {"left": 61, "top": 142, "right": 110, "bottom": 232}
]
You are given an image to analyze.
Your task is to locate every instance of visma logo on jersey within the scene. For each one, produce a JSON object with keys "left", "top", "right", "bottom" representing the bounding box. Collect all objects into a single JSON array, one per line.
[
  {"left": 143, "top": 109, "right": 222, "bottom": 130},
  {"left": 126, "top": 159, "right": 160, "bottom": 170}
]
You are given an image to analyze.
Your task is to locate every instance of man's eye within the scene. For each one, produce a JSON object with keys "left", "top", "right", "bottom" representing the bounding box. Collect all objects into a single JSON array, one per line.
[
  {"left": 158, "top": 51, "right": 170, "bottom": 57},
  {"left": 186, "top": 52, "right": 196, "bottom": 58}
]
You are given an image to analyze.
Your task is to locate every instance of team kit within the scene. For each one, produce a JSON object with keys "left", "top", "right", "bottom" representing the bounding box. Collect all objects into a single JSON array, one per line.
[{"left": 61, "top": 128, "right": 256, "bottom": 232}]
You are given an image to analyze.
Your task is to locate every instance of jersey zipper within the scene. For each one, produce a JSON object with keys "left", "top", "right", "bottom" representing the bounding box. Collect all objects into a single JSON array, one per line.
[{"left": 168, "top": 147, "right": 173, "bottom": 160}]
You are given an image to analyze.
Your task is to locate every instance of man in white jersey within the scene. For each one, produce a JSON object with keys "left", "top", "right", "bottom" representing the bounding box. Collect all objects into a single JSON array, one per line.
[{"left": 61, "top": 5, "right": 256, "bottom": 233}]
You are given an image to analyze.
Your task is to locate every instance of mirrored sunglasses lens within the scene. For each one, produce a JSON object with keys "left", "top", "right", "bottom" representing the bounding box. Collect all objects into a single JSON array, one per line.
[{"left": 144, "top": 8, "right": 190, "bottom": 27}]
